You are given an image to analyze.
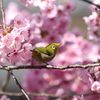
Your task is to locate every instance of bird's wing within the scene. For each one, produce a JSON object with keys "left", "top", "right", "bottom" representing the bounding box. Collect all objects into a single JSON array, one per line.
[{"left": 35, "top": 47, "right": 52, "bottom": 56}]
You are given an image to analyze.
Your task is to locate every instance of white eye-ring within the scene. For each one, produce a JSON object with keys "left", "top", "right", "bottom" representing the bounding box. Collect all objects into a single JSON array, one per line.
[{"left": 52, "top": 45, "right": 56, "bottom": 49}]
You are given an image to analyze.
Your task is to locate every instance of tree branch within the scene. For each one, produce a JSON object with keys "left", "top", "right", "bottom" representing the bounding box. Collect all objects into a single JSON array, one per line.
[
  {"left": 80, "top": 0, "right": 100, "bottom": 8},
  {"left": 0, "top": 72, "right": 10, "bottom": 91},
  {"left": 0, "top": 63, "right": 99, "bottom": 71},
  {"left": 0, "top": 63, "right": 99, "bottom": 100},
  {"left": 8, "top": 70, "right": 30, "bottom": 100},
  {"left": 0, "top": 0, "right": 6, "bottom": 29},
  {"left": 0, "top": 91, "right": 98, "bottom": 98}
]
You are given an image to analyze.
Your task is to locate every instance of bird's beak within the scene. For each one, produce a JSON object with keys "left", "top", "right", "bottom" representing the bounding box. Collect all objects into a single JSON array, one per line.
[
  {"left": 58, "top": 43, "right": 61, "bottom": 46},
  {"left": 30, "top": 50, "right": 33, "bottom": 52}
]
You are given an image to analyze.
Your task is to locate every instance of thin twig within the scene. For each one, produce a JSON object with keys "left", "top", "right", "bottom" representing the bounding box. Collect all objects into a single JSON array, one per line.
[
  {"left": 0, "top": 0, "right": 6, "bottom": 29},
  {"left": 80, "top": 0, "right": 100, "bottom": 8},
  {"left": 8, "top": 70, "right": 30, "bottom": 100},
  {"left": 0, "top": 91, "right": 98, "bottom": 98},
  {"left": 0, "top": 72, "right": 10, "bottom": 91}
]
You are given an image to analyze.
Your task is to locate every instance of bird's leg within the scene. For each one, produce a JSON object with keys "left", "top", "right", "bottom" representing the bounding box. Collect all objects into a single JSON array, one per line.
[
  {"left": 42, "top": 60, "right": 49, "bottom": 65},
  {"left": 31, "top": 57, "right": 34, "bottom": 67},
  {"left": 44, "top": 62, "right": 49, "bottom": 65}
]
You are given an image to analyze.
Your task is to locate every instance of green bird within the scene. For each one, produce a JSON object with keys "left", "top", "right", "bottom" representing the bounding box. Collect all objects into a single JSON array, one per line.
[{"left": 30, "top": 43, "right": 61, "bottom": 65}]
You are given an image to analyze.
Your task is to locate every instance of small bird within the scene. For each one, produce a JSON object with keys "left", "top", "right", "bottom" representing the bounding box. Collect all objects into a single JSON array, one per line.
[{"left": 30, "top": 43, "right": 61, "bottom": 65}]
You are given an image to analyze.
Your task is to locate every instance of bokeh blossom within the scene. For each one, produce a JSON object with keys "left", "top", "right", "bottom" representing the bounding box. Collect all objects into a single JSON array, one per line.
[
  {"left": 0, "top": 95, "right": 10, "bottom": 100},
  {"left": 19, "top": 0, "right": 58, "bottom": 9},
  {"left": 84, "top": 0, "right": 100, "bottom": 43},
  {"left": 1, "top": 0, "right": 100, "bottom": 100},
  {"left": 22, "top": 31, "right": 100, "bottom": 100}
]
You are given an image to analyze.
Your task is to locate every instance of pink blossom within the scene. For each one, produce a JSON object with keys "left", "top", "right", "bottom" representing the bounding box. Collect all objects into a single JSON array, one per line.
[
  {"left": 72, "top": 95, "right": 85, "bottom": 100},
  {"left": 5, "top": 2, "right": 31, "bottom": 25},
  {"left": 15, "top": 35, "right": 24, "bottom": 49},
  {"left": 31, "top": 13, "right": 44, "bottom": 27},
  {"left": 33, "top": 0, "right": 56, "bottom": 10},
  {"left": 2, "top": 1, "right": 100, "bottom": 100},
  {"left": 78, "top": 69, "right": 92, "bottom": 85},
  {"left": 7, "top": 50, "right": 25, "bottom": 64},
  {"left": 89, "top": 0, "right": 100, "bottom": 12},
  {"left": 0, "top": 20, "right": 31, "bottom": 64},
  {"left": 84, "top": 12, "right": 100, "bottom": 42},
  {"left": 13, "top": 31, "right": 24, "bottom": 49},
  {"left": 56, "top": 16, "right": 71, "bottom": 34},
  {"left": 43, "top": 32, "right": 61, "bottom": 43},
  {"left": 1, "top": 34, "right": 14, "bottom": 47},
  {"left": 20, "top": 43, "right": 33, "bottom": 62},
  {"left": 19, "top": 0, "right": 57, "bottom": 9},
  {"left": 5, "top": 3, "right": 20, "bottom": 24},
  {"left": 64, "top": 0, "right": 76, "bottom": 15},
  {"left": 0, "top": 45, "right": 15, "bottom": 61},
  {"left": 29, "top": 2, "right": 74, "bottom": 46},
  {"left": 14, "top": 14, "right": 30, "bottom": 29},
  {"left": 19, "top": 0, "right": 34, "bottom": 7},
  {"left": 91, "top": 81, "right": 100, "bottom": 93},
  {"left": 0, "top": 95, "right": 10, "bottom": 100},
  {"left": 55, "top": 88, "right": 64, "bottom": 95},
  {"left": 72, "top": 27, "right": 83, "bottom": 36},
  {"left": 22, "top": 69, "right": 49, "bottom": 93},
  {"left": 42, "top": 4, "right": 57, "bottom": 18},
  {"left": 20, "top": 28, "right": 29, "bottom": 40}
]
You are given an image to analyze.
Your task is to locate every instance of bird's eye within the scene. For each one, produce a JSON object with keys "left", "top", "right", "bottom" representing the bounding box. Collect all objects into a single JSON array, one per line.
[{"left": 52, "top": 45, "right": 56, "bottom": 49}]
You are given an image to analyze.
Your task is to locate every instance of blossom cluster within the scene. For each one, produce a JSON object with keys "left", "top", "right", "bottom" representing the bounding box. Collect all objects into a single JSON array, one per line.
[
  {"left": 1, "top": 0, "right": 100, "bottom": 100},
  {"left": 0, "top": 14, "right": 32, "bottom": 65},
  {"left": 19, "top": 0, "right": 57, "bottom": 9},
  {"left": 23, "top": 32, "right": 100, "bottom": 100},
  {"left": 84, "top": 0, "right": 100, "bottom": 43},
  {"left": 28, "top": 0, "right": 75, "bottom": 48}
]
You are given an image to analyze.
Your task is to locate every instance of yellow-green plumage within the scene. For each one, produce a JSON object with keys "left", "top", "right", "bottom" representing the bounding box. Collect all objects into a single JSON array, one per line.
[{"left": 30, "top": 43, "right": 61, "bottom": 64}]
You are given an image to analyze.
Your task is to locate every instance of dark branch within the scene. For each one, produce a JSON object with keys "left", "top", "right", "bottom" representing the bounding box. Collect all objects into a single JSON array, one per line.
[
  {"left": 8, "top": 71, "right": 30, "bottom": 100},
  {"left": 80, "top": 0, "right": 100, "bottom": 9}
]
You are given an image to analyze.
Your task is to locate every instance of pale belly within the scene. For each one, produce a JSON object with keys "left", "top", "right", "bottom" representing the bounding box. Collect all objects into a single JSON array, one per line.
[{"left": 34, "top": 53, "right": 54, "bottom": 63}]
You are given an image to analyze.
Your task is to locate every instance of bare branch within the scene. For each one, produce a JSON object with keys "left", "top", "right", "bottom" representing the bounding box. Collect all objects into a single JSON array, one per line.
[
  {"left": 8, "top": 71, "right": 30, "bottom": 100},
  {"left": 0, "top": 91, "right": 98, "bottom": 98},
  {"left": 0, "top": 72, "right": 10, "bottom": 91},
  {"left": 0, "top": 0, "right": 6, "bottom": 29},
  {"left": 0, "top": 63, "right": 99, "bottom": 71}
]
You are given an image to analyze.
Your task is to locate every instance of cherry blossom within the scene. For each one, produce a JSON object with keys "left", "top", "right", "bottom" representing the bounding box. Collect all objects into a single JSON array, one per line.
[
  {"left": 0, "top": 95, "right": 10, "bottom": 100},
  {"left": 19, "top": 0, "right": 58, "bottom": 9},
  {"left": 72, "top": 95, "right": 85, "bottom": 100},
  {"left": 1, "top": 0, "right": 100, "bottom": 100},
  {"left": 91, "top": 81, "right": 100, "bottom": 93}
]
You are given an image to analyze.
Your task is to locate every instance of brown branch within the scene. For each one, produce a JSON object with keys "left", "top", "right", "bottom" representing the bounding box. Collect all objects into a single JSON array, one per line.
[
  {"left": 0, "top": 0, "right": 6, "bottom": 29},
  {"left": 0, "top": 91, "right": 98, "bottom": 98},
  {"left": 0, "top": 63, "right": 99, "bottom": 71},
  {"left": 0, "top": 72, "right": 10, "bottom": 91},
  {"left": 8, "top": 70, "right": 30, "bottom": 100}
]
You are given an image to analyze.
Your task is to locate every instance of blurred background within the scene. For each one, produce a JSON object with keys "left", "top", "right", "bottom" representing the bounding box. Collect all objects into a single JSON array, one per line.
[{"left": 0, "top": 0, "right": 92, "bottom": 100}]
